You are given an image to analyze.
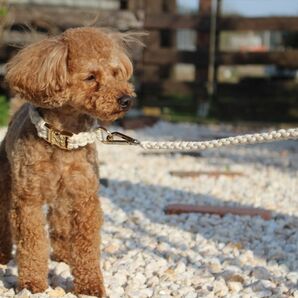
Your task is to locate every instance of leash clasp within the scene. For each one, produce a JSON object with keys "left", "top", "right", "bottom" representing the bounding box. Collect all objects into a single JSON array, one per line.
[{"left": 99, "top": 127, "right": 140, "bottom": 145}]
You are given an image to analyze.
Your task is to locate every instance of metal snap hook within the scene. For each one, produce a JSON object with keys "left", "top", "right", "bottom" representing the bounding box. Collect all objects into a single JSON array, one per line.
[{"left": 98, "top": 127, "right": 140, "bottom": 145}]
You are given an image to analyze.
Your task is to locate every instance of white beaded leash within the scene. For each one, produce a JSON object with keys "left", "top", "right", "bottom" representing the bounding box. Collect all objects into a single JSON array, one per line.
[
  {"left": 29, "top": 105, "right": 298, "bottom": 151},
  {"left": 138, "top": 128, "right": 298, "bottom": 151}
]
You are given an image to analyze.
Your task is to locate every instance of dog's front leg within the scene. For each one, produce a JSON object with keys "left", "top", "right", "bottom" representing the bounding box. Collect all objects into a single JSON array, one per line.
[
  {"left": 70, "top": 192, "right": 105, "bottom": 297},
  {"left": 11, "top": 200, "right": 49, "bottom": 293}
]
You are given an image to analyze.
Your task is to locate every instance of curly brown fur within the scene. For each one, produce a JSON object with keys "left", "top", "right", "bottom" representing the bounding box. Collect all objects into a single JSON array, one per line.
[{"left": 0, "top": 27, "right": 141, "bottom": 297}]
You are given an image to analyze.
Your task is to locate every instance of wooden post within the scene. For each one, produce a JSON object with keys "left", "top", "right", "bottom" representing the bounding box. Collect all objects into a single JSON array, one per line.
[
  {"left": 159, "top": 0, "right": 177, "bottom": 81},
  {"left": 122, "top": 0, "right": 145, "bottom": 13},
  {"left": 139, "top": 0, "right": 162, "bottom": 109},
  {"left": 196, "top": 0, "right": 212, "bottom": 116},
  {"left": 143, "top": 0, "right": 163, "bottom": 83},
  {"left": 212, "top": 0, "right": 222, "bottom": 104}
]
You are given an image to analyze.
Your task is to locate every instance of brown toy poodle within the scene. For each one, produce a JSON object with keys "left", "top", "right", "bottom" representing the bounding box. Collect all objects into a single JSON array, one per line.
[{"left": 0, "top": 27, "right": 140, "bottom": 297}]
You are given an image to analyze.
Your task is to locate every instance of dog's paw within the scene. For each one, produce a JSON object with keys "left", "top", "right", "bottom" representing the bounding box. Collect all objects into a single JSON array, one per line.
[
  {"left": 18, "top": 280, "right": 48, "bottom": 294},
  {"left": 74, "top": 280, "right": 106, "bottom": 298}
]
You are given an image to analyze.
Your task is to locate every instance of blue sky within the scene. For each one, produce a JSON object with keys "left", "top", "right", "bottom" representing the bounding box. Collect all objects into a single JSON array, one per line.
[{"left": 178, "top": 0, "right": 298, "bottom": 16}]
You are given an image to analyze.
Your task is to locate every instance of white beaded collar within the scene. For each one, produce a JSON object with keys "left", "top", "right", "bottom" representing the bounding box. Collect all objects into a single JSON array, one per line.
[{"left": 29, "top": 105, "right": 139, "bottom": 150}]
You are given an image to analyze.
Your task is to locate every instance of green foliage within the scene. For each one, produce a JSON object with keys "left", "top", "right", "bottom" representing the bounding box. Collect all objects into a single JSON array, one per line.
[
  {"left": 0, "top": 96, "right": 9, "bottom": 126},
  {"left": 0, "top": 6, "right": 7, "bottom": 17}
]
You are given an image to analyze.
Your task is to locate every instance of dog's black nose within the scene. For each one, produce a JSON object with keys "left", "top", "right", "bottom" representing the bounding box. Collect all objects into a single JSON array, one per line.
[{"left": 118, "top": 95, "right": 133, "bottom": 109}]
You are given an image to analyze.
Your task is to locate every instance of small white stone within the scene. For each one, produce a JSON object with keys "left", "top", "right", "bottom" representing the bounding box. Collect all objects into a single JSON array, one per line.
[
  {"left": 287, "top": 272, "right": 298, "bottom": 284},
  {"left": 227, "top": 281, "right": 243, "bottom": 293},
  {"left": 5, "top": 288, "right": 16, "bottom": 296},
  {"left": 47, "top": 286, "right": 66, "bottom": 297},
  {"left": 5, "top": 266, "right": 17, "bottom": 276},
  {"left": 113, "top": 272, "right": 127, "bottom": 286},
  {"left": 15, "top": 289, "right": 31, "bottom": 298},
  {"left": 209, "top": 262, "right": 222, "bottom": 274},
  {"left": 139, "top": 288, "right": 154, "bottom": 297},
  {"left": 252, "top": 267, "right": 272, "bottom": 280},
  {"left": 134, "top": 272, "right": 146, "bottom": 285},
  {"left": 260, "top": 280, "right": 276, "bottom": 289},
  {"left": 252, "top": 280, "right": 275, "bottom": 292},
  {"left": 60, "top": 270, "right": 71, "bottom": 279},
  {"left": 146, "top": 276, "right": 159, "bottom": 287},
  {"left": 54, "top": 262, "right": 69, "bottom": 275},
  {"left": 254, "top": 290, "right": 272, "bottom": 298},
  {"left": 62, "top": 294, "right": 77, "bottom": 298},
  {"left": 213, "top": 279, "right": 229, "bottom": 296},
  {"left": 175, "top": 262, "right": 186, "bottom": 274},
  {"left": 109, "top": 286, "right": 125, "bottom": 298},
  {"left": 103, "top": 260, "right": 112, "bottom": 271},
  {"left": 104, "top": 243, "right": 120, "bottom": 254},
  {"left": 184, "top": 292, "right": 198, "bottom": 298}
]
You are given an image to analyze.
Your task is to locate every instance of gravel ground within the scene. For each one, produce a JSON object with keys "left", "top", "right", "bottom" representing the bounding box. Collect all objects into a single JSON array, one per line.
[{"left": 0, "top": 122, "right": 298, "bottom": 298}]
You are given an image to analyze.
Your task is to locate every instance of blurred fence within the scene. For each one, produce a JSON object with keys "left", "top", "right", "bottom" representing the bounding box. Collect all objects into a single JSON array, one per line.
[
  {"left": 1, "top": 0, "right": 298, "bottom": 122},
  {"left": 140, "top": 0, "right": 298, "bottom": 121},
  {"left": 0, "top": 0, "right": 143, "bottom": 96}
]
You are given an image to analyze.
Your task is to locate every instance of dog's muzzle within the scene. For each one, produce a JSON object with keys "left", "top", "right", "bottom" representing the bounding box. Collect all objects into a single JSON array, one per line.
[{"left": 118, "top": 95, "right": 134, "bottom": 111}]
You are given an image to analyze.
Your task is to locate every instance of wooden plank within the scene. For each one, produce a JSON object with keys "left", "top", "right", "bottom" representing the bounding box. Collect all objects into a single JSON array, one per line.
[
  {"left": 220, "top": 16, "right": 298, "bottom": 31},
  {"left": 164, "top": 204, "right": 272, "bottom": 220},
  {"left": 144, "top": 48, "right": 298, "bottom": 68},
  {"left": 218, "top": 80, "right": 298, "bottom": 98},
  {"left": 219, "top": 50, "right": 298, "bottom": 68},
  {"left": 146, "top": 16, "right": 298, "bottom": 31},
  {"left": 170, "top": 170, "right": 244, "bottom": 178},
  {"left": 141, "top": 65, "right": 160, "bottom": 82},
  {"left": 2, "top": 31, "right": 47, "bottom": 45},
  {"left": 142, "top": 80, "right": 205, "bottom": 96},
  {"left": 145, "top": 14, "right": 210, "bottom": 30},
  {"left": 146, "top": 30, "right": 160, "bottom": 49},
  {"left": 7, "top": 4, "right": 142, "bottom": 31},
  {"left": 145, "top": 0, "right": 162, "bottom": 14},
  {"left": 144, "top": 48, "right": 208, "bottom": 65},
  {"left": 126, "top": 0, "right": 145, "bottom": 12}
]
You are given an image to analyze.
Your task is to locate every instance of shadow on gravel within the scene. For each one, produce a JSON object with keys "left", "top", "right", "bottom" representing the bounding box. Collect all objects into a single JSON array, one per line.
[
  {"left": 101, "top": 178, "right": 298, "bottom": 290},
  {"left": 141, "top": 140, "right": 298, "bottom": 173},
  {"left": 205, "top": 144, "right": 298, "bottom": 174}
]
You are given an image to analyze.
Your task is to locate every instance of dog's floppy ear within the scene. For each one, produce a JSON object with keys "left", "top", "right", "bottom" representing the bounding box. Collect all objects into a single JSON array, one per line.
[{"left": 6, "top": 37, "right": 68, "bottom": 108}]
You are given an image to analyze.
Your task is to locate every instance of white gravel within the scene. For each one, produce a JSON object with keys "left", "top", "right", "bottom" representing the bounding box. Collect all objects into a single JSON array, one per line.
[{"left": 0, "top": 121, "right": 298, "bottom": 298}]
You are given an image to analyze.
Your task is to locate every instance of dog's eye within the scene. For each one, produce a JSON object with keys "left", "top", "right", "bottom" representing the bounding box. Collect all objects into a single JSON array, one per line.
[{"left": 85, "top": 74, "right": 96, "bottom": 81}]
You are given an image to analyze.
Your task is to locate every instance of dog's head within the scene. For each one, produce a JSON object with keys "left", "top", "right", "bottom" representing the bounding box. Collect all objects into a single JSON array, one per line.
[{"left": 6, "top": 27, "right": 142, "bottom": 121}]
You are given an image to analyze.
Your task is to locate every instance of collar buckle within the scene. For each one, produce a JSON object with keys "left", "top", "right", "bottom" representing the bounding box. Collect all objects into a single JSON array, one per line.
[{"left": 45, "top": 124, "right": 73, "bottom": 150}]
